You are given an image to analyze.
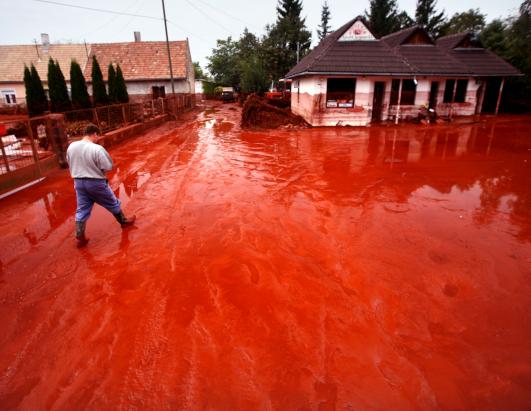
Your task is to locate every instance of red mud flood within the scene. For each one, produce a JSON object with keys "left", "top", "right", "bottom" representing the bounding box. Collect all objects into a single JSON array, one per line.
[{"left": 0, "top": 104, "right": 530, "bottom": 410}]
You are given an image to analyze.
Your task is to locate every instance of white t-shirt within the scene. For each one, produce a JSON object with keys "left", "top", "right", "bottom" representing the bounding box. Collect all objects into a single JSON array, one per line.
[{"left": 66, "top": 140, "right": 113, "bottom": 179}]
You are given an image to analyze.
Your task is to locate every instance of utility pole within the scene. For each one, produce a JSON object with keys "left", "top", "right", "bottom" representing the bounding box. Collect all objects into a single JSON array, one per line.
[
  {"left": 161, "top": 0, "right": 175, "bottom": 96},
  {"left": 296, "top": 42, "right": 300, "bottom": 64}
]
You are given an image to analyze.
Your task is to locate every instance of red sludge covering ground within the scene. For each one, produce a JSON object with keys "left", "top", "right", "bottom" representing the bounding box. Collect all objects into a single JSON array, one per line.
[{"left": 0, "top": 103, "right": 530, "bottom": 410}]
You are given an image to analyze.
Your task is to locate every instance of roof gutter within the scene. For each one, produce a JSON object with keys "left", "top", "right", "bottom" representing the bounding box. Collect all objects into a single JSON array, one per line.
[{"left": 285, "top": 71, "right": 524, "bottom": 79}]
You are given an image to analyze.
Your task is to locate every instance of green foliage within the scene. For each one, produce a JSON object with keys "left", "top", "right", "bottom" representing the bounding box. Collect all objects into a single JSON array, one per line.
[
  {"left": 24, "top": 66, "right": 38, "bottom": 116},
  {"left": 107, "top": 64, "right": 117, "bottom": 103},
  {"left": 70, "top": 60, "right": 91, "bottom": 109},
  {"left": 261, "top": 0, "right": 312, "bottom": 80},
  {"left": 47, "top": 58, "right": 71, "bottom": 112},
  {"left": 317, "top": 1, "right": 331, "bottom": 41},
  {"left": 202, "top": 81, "right": 220, "bottom": 97},
  {"left": 480, "top": 19, "right": 508, "bottom": 56},
  {"left": 91, "top": 55, "right": 108, "bottom": 106},
  {"left": 193, "top": 62, "right": 205, "bottom": 79},
  {"left": 115, "top": 65, "right": 129, "bottom": 103},
  {"left": 240, "top": 56, "right": 270, "bottom": 94},
  {"left": 479, "top": 1, "right": 531, "bottom": 111},
  {"left": 397, "top": 11, "right": 415, "bottom": 30},
  {"left": 207, "top": 37, "right": 240, "bottom": 87},
  {"left": 30, "top": 65, "right": 48, "bottom": 115},
  {"left": 442, "top": 9, "right": 486, "bottom": 35},
  {"left": 365, "top": 0, "right": 400, "bottom": 37},
  {"left": 415, "top": 0, "right": 446, "bottom": 38}
]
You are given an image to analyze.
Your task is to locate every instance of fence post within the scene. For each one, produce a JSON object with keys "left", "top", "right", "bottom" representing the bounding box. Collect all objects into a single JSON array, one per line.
[
  {"left": 93, "top": 108, "right": 101, "bottom": 130},
  {"left": 0, "top": 136, "right": 10, "bottom": 173},
  {"left": 121, "top": 104, "right": 127, "bottom": 126},
  {"left": 151, "top": 100, "right": 155, "bottom": 117},
  {"left": 26, "top": 120, "right": 42, "bottom": 176}
]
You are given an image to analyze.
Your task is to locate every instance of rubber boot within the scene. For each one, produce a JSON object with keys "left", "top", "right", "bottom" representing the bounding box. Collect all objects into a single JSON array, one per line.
[
  {"left": 113, "top": 210, "right": 136, "bottom": 228},
  {"left": 75, "top": 221, "right": 89, "bottom": 248}
]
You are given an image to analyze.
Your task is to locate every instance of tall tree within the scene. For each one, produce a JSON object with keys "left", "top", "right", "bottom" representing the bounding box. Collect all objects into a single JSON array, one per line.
[
  {"left": 115, "top": 65, "right": 129, "bottom": 103},
  {"left": 47, "top": 58, "right": 70, "bottom": 112},
  {"left": 193, "top": 62, "right": 205, "bottom": 79},
  {"left": 55, "top": 61, "right": 71, "bottom": 111},
  {"left": 107, "top": 64, "right": 117, "bottom": 103},
  {"left": 24, "top": 66, "right": 37, "bottom": 116},
  {"left": 397, "top": 11, "right": 414, "bottom": 29},
  {"left": 480, "top": 19, "right": 509, "bottom": 57},
  {"left": 207, "top": 37, "right": 241, "bottom": 87},
  {"left": 365, "top": 0, "right": 400, "bottom": 37},
  {"left": 30, "top": 65, "right": 48, "bottom": 115},
  {"left": 317, "top": 1, "right": 331, "bottom": 41},
  {"left": 47, "top": 58, "right": 57, "bottom": 111},
  {"left": 70, "top": 59, "right": 91, "bottom": 109},
  {"left": 441, "top": 9, "right": 486, "bottom": 35},
  {"left": 240, "top": 55, "right": 270, "bottom": 94},
  {"left": 262, "top": 0, "right": 312, "bottom": 80},
  {"left": 91, "top": 55, "right": 108, "bottom": 106},
  {"left": 415, "top": 0, "right": 446, "bottom": 38}
]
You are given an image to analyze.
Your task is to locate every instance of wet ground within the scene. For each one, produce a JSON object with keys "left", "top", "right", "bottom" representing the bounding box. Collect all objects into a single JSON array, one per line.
[{"left": 0, "top": 103, "right": 530, "bottom": 410}]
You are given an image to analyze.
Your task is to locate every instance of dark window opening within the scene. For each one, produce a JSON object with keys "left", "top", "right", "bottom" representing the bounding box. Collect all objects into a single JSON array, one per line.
[
  {"left": 390, "top": 79, "right": 416, "bottom": 105},
  {"left": 390, "top": 79, "right": 400, "bottom": 105},
  {"left": 152, "top": 86, "right": 166, "bottom": 99},
  {"left": 326, "top": 78, "right": 356, "bottom": 108},
  {"left": 444, "top": 79, "right": 468, "bottom": 103},
  {"left": 443, "top": 80, "right": 455, "bottom": 103},
  {"left": 454, "top": 79, "right": 468, "bottom": 103},
  {"left": 401, "top": 80, "right": 416, "bottom": 105}
]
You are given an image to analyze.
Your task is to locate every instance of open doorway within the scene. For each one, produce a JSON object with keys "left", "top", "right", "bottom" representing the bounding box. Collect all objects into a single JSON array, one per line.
[
  {"left": 428, "top": 81, "right": 439, "bottom": 110},
  {"left": 481, "top": 77, "right": 502, "bottom": 113},
  {"left": 371, "top": 82, "right": 385, "bottom": 122}
]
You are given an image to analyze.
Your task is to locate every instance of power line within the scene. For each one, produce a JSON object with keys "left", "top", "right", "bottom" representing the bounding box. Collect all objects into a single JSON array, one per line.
[
  {"left": 183, "top": 0, "right": 235, "bottom": 35},
  {"left": 32, "top": 0, "right": 163, "bottom": 20},
  {"left": 32, "top": 0, "right": 214, "bottom": 45},
  {"left": 194, "top": 0, "right": 250, "bottom": 27}
]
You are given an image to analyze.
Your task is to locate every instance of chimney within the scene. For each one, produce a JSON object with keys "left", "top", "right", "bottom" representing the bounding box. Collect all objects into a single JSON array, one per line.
[
  {"left": 134, "top": 31, "right": 141, "bottom": 42},
  {"left": 41, "top": 33, "right": 50, "bottom": 52}
]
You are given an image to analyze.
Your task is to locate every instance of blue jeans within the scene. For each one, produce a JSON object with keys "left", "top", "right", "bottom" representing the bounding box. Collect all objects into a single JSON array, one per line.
[{"left": 74, "top": 178, "right": 122, "bottom": 222}]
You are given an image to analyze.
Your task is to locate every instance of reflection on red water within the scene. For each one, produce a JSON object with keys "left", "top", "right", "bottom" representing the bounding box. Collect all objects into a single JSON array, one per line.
[{"left": 0, "top": 104, "right": 530, "bottom": 410}]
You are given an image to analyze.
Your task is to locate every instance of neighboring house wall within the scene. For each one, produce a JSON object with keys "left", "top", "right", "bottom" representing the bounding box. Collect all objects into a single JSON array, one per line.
[
  {"left": 292, "top": 75, "right": 480, "bottom": 126},
  {"left": 0, "top": 84, "right": 25, "bottom": 105},
  {"left": 86, "top": 79, "right": 192, "bottom": 102}
]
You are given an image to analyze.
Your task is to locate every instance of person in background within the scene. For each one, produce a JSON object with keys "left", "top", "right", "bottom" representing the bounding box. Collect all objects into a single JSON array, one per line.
[{"left": 66, "top": 124, "right": 136, "bottom": 248}]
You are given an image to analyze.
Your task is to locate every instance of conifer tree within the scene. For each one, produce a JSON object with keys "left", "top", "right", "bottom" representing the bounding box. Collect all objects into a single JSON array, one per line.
[
  {"left": 70, "top": 60, "right": 91, "bottom": 109},
  {"left": 261, "top": 0, "right": 312, "bottom": 80},
  {"left": 107, "top": 64, "right": 117, "bottom": 103},
  {"left": 24, "top": 66, "right": 37, "bottom": 116},
  {"left": 415, "top": 0, "right": 446, "bottom": 38},
  {"left": 53, "top": 60, "right": 71, "bottom": 111},
  {"left": 365, "top": 0, "right": 400, "bottom": 37},
  {"left": 47, "top": 58, "right": 58, "bottom": 111},
  {"left": 30, "top": 65, "right": 48, "bottom": 114},
  {"left": 91, "top": 55, "right": 108, "bottom": 106},
  {"left": 115, "top": 65, "right": 129, "bottom": 103},
  {"left": 317, "top": 1, "right": 331, "bottom": 41}
]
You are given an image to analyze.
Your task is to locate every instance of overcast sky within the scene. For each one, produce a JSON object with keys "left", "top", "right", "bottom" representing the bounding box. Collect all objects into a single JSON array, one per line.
[{"left": 0, "top": 0, "right": 523, "bottom": 69}]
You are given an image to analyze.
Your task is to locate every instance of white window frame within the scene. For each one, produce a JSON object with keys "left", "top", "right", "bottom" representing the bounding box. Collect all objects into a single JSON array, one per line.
[{"left": 1, "top": 89, "right": 17, "bottom": 105}]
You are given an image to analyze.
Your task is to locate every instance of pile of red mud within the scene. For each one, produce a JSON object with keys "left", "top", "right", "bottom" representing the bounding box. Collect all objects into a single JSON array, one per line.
[{"left": 241, "top": 94, "right": 308, "bottom": 129}]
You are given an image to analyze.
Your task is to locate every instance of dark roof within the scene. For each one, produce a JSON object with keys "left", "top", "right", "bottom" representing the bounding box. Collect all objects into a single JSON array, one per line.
[
  {"left": 287, "top": 17, "right": 413, "bottom": 78},
  {"left": 380, "top": 26, "right": 429, "bottom": 48},
  {"left": 448, "top": 48, "right": 521, "bottom": 76},
  {"left": 436, "top": 32, "right": 470, "bottom": 49},
  {"left": 286, "top": 19, "right": 521, "bottom": 79},
  {"left": 396, "top": 45, "right": 470, "bottom": 75}
]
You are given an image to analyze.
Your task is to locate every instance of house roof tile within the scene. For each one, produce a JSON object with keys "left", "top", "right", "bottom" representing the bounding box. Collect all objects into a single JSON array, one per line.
[
  {"left": 286, "top": 18, "right": 521, "bottom": 79},
  {"left": 0, "top": 44, "right": 88, "bottom": 83},
  {"left": 84, "top": 41, "right": 189, "bottom": 81}
]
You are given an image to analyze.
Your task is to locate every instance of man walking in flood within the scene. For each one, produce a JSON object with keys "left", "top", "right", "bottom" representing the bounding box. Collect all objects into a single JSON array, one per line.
[{"left": 66, "top": 124, "right": 136, "bottom": 248}]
